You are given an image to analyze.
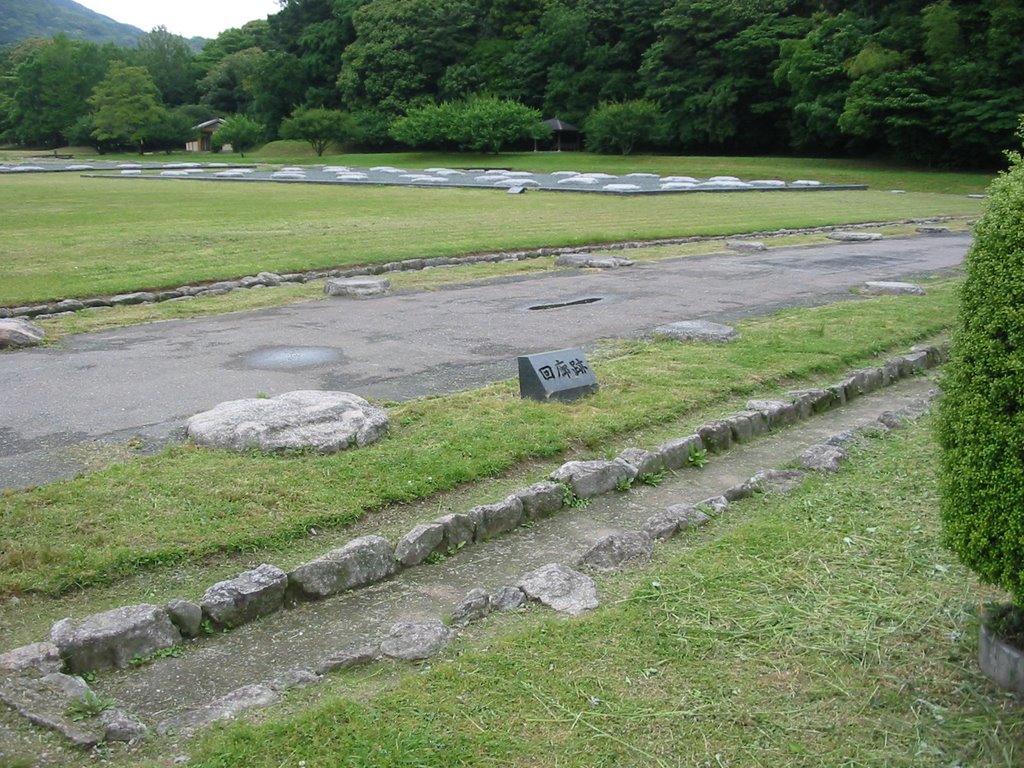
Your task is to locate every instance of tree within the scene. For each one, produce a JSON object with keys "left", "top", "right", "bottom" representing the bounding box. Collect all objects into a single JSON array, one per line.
[
  {"left": 213, "top": 114, "right": 266, "bottom": 156},
  {"left": 390, "top": 97, "right": 544, "bottom": 153},
  {"left": 90, "top": 62, "right": 167, "bottom": 152},
  {"left": 197, "top": 47, "right": 264, "bottom": 115},
  {"left": 583, "top": 99, "right": 667, "bottom": 154},
  {"left": 938, "top": 145, "right": 1024, "bottom": 606},
  {"left": 279, "top": 106, "right": 350, "bottom": 154},
  {"left": 133, "top": 26, "right": 199, "bottom": 106}
]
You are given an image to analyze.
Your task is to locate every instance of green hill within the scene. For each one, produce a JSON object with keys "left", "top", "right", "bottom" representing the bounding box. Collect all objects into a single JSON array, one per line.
[{"left": 0, "top": 0, "right": 145, "bottom": 47}]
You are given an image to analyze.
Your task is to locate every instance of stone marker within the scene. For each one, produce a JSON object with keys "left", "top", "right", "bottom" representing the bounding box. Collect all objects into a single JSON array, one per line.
[
  {"left": 518, "top": 563, "right": 598, "bottom": 616},
  {"left": 324, "top": 277, "right": 391, "bottom": 297},
  {"left": 0, "top": 318, "right": 45, "bottom": 349},
  {"left": 51, "top": 604, "right": 181, "bottom": 673},
  {"left": 518, "top": 347, "right": 598, "bottom": 402},
  {"left": 653, "top": 320, "right": 738, "bottom": 343},
  {"left": 186, "top": 390, "right": 388, "bottom": 453},
  {"left": 861, "top": 281, "right": 926, "bottom": 296},
  {"left": 379, "top": 620, "right": 452, "bottom": 660}
]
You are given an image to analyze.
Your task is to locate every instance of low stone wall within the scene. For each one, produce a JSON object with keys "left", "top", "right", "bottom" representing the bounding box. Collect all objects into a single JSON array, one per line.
[{"left": 0, "top": 218, "right": 960, "bottom": 320}]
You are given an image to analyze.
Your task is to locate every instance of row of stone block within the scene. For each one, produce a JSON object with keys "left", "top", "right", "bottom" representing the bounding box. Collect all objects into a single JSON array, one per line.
[{"left": 0, "top": 343, "right": 947, "bottom": 677}]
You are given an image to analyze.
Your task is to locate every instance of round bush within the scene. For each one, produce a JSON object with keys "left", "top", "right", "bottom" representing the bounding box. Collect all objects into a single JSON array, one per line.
[{"left": 938, "top": 154, "right": 1024, "bottom": 603}]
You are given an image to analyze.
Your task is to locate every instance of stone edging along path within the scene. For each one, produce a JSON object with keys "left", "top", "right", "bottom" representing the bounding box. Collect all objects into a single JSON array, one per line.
[
  {"left": 0, "top": 219, "right": 962, "bottom": 320},
  {"left": 0, "top": 341, "right": 946, "bottom": 747}
]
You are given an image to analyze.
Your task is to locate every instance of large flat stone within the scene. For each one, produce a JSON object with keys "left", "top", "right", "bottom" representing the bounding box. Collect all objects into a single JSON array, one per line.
[
  {"left": 324, "top": 277, "right": 391, "bottom": 297},
  {"left": 186, "top": 390, "right": 388, "bottom": 453},
  {"left": 518, "top": 563, "right": 598, "bottom": 616},
  {"left": 0, "top": 318, "right": 45, "bottom": 349},
  {"left": 379, "top": 620, "right": 452, "bottom": 660},
  {"left": 861, "top": 281, "right": 926, "bottom": 296},
  {"left": 156, "top": 684, "right": 279, "bottom": 736},
  {"left": 653, "top": 320, "right": 738, "bottom": 343}
]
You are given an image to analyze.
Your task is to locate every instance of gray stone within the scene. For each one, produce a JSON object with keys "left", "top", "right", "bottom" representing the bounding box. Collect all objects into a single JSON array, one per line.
[
  {"left": 491, "top": 586, "right": 527, "bottom": 611},
  {"left": 912, "top": 342, "right": 948, "bottom": 367},
  {"left": 861, "top": 281, "right": 926, "bottom": 296},
  {"left": 186, "top": 390, "right": 389, "bottom": 454},
  {"left": 725, "top": 239, "right": 767, "bottom": 252},
  {"left": 749, "top": 468, "right": 805, "bottom": 494},
  {"left": 324, "top": 277, "right": 391, "bottom": 297},
  {"left": 155, "top": 290, "right": 183, "bottom": 301},
  {"left": 643, "top": 505, "right": 711, "bottom": 540},
  {"left": 916, "top": 225, "right": 950, "bottom": 234},
  {"left": 51, "top": 604, "right": 181, "bottom": 673},
  {"left": 827, "top": 231, "right": 883, "bottom": 242},
  {"left": 696, "top": 496, "right": 729, "bottom": 515},
  {"left": 164, "top": 599, "right": 203, "bottom": 638},
  {"left": 657, "top": 434, "right": 704, "bottom": 471},
  {"left": 156, "top": 684, "right": 279, "bottom": 736},
  {"left": 787, "top": 388, "right": 839, "bottom": 417},
  {"left": 54, "top": 299, "right": 85, "bottom": 312},
  {"left": 518, "top": 563, "right": 598, "bottom": 616},
  {"left": 554, "top": 253, "right": 634, "bottom": 268},
  {"left": 696, "top": 420, "right": 732, "bottom": 453},
  {"left": 826, "top": 430, "right": 857, "bottom": 446},
  {"left": 207, "top": 280, "right": 242, "bottom": 292},
  {"left": 979, "top": 622, "right": 1024, "bottom": 694},
  {"left": 745, "top": 399, "right": 799, "bottom": 429},
  {"left": 257, "top": 271, "right": 283, "bottom": 286},
  {"left": 109, "top": 291, "right": 157, "bottom": 306},
  {"left": 267, "top": 669, "right": 320, "bottom": 692},
  {"left": 800, "top": 444, "right": 847, "bottom": 473},
  {"left": 899, "top": 351, "right": 930, "bottom": 374},
  {"left": 653, "top": 320, "right": 738, "bottom": 343},
  {"left": 580, "top": 531, "right": 654, "bottom": 571},
  {"left": 379, "top": 620, "right": 452, "bottom": 661},
  {"left": 12, "top": 305, "right": 48, "bottom": 317},
  {"left": 201, "top": 563, "right": 288, "bottom": 629},
  {"left": 469, "top": 495, "right": 524, "bottom": 542},
  {"left": 514, "top": 481, "right": 566, "bottom": 521},
  {"left": 617, "top": 447, "right": 665, "bottom": 477},
  {"left": 435, "top": 513, "right": 476, "bottom": 553},
  {"left": 288, "top": 535, "right": 398, "bottom": 600},
  {"left": 0, "top": 318, "right": 45, "bottom": 349},
  {"left": 550, "top": 459, "right": 637, "bottom": 499},
  {"left": 317, "top": 645, "right": 379, "bottom": 674},
  {"left": 99, "top": 708, "right": 148, "bottom": 742},
  {"left": 452, "top": 588, "right": 491, "bottom": 626},
  {"left": 0, "top": 642, "right": 63, "bottom": 674},
  {"left": 394, "top": 523, "right": 446, "bottom": 567},
  {"left": 0, "top": 673, "right": 103, "bottom": 748},
  {"left": 723, "top": 478, "right": 758, "bottom": 502}
]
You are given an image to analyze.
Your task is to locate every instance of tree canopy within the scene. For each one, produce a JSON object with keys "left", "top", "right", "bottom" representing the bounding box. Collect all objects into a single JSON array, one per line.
[{"left": 0, "top": 0, "right": 1019, "bottom": 165}]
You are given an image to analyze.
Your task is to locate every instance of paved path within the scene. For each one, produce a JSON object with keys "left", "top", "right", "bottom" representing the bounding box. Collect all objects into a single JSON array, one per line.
[{"left": 0, "top": 234, "right": 968, "bottom": 490}]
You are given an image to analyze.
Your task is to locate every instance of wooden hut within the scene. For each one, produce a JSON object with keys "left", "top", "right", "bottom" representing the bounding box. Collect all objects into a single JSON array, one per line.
[{"left": 539, "top": 118, "right": 580, "bottom": 151}]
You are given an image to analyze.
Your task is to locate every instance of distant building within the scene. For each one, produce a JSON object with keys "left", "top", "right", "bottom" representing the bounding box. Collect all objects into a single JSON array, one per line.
[
  {"left": 540, "top": 118, "right": 580, "bottom": 151},
  {"left": 186, "top": 118, "right": 230, "bottom": 152}
]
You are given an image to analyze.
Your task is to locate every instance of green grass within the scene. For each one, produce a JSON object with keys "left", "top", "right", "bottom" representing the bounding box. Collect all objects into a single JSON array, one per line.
[
  {"left": 0, "top": 281, "right": 960, "bottom": 597},
  {"left": 0, "top": 161, "right": 983, "bottom": 306},
  {"left": 184, "top": 417, "right": 1019, "bottom": 768}
]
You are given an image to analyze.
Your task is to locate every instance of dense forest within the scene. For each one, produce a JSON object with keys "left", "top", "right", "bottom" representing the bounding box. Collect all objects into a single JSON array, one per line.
[{"left": 1, "top": 0, "right": 1021, "bottom": 166}]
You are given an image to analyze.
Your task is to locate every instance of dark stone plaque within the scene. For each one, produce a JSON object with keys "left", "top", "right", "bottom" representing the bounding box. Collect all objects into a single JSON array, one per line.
[{"left": 517, "top": 348, "right": 598, "bottom": 402}]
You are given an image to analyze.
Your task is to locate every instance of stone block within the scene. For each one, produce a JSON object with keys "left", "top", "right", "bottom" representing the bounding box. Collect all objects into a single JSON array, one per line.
[
  {"left": 696, "top": 420, "right": 732, "bottom": 453},
  {"left": 434, "top": 513, "right": 476, "bottom": 552},
  {"left": 550, "top": 459, "right": 637, "bottom": 499},
  {"left": 653, "top": 320, "right": 738, "bottom": 343},
  {"left": 165, "top": 599, "right": 203, "bottom": 638},
  {"left": 0, "top": 642, "right": 63, "bottom": 674},
  {"left": 514, "top": 481, "right": 565, "bottom": 521},
  {"left": 862, "top": 281, "right": 926, "bottom": 296},
  {"left": 288, "top": 535, "right": 397, "bottom": 600},
  {"left": 518, "top": 563, "right": 598, "bottom": 616},
  {"left": 380, "top": 620, "right": 452, "bottom": 661},
  {"left": 469, "top": 495, "right": 524, "bottom": 542},
  {"left": 580, "top": 531, "right": 654, "bottom": 571},
  {"left": 452, "top": 588, "right": 491, "bottom": 626},
  {"left": 51, "top": 604, "right": 181, "bottom": 673},
  {"left": 0, "top": 318, "right": 45, "bottom": 349},
  {"left": 324, "top": 277, "right": 391, "bottom": 297},
  {"left": 656, "top": 434, "right": 704, "bottom": 471},
  {"left": 201, "top": 564, "right": 288, "bottom": 629},
  {"left": 745, "top": 400, "right": 798, "bottom": 429},
  {"left": 617, "top": 447, "right": 665, "bottom": 476},
  {"left": 800, "top": 444, "right": 847, "bottom": 473},
  {"left": 394, "top": 523, "right": 446, "bottom": 567},
  {"left": 643, "top": 505, "right": 711, "bottom": 540}
]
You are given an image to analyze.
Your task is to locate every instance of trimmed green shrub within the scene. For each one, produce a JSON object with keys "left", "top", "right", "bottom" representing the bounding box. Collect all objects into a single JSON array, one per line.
[
  {"left": 938, "top": 152, "right": 1024, "bottom": 603},
  {"left": 583, "top": 100, "right": 669, "bottom": 155}
]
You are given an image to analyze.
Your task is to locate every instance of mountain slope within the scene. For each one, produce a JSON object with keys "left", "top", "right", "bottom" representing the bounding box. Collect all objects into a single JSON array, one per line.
[{"left": 0, "top": 0, "right": 145, "bottom": 47}]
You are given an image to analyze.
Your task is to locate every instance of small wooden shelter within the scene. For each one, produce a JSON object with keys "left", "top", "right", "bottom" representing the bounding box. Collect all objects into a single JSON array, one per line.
[
  {"left": 186, "top": 118, "right": 227, "bottom": 152},
  {"left": 539, "top": 118, "right": 580, "bottom": 151}
]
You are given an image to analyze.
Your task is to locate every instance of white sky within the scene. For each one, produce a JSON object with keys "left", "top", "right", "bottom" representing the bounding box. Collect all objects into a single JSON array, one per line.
[{"left": 76, "top": 0, "right": 283, "bottom": 40}]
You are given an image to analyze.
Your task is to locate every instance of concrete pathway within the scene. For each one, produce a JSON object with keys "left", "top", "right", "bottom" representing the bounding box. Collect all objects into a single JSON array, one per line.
[{"left": 0, "top": 234, "right": 968, "bottom": 490}]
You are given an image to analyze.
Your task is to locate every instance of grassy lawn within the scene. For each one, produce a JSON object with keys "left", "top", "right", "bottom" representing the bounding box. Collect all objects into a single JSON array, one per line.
[
  {"left": 0, "top": 281, "right": 960, "bottom": 600},
  {"left": 0, "top": 159, "right": 983, "bottom": 306},
  {"left": 178, "top": 416, "right": 1019, "bottom": 768}
]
